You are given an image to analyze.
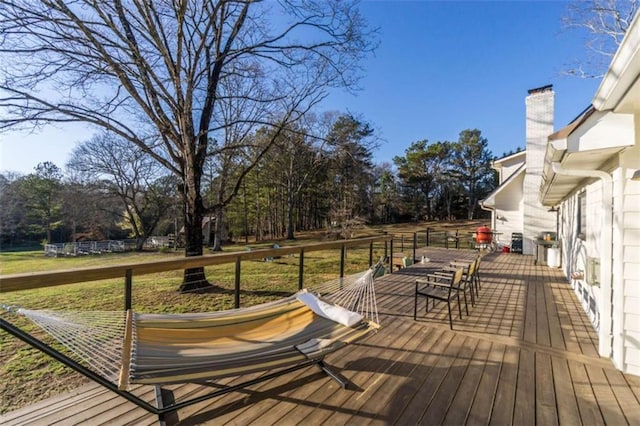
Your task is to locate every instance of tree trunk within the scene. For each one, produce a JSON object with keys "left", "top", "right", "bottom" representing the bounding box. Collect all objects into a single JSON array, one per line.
[
  {"left": 135, "top": 236, "right": 145, "bottom": 251},
  {"left": 286, "top": 179, "right": 295, "bottom": 240},
  {"left": 178, "top": 169, "right": 212, "bottom": 293},
  {"left": 212, "top": 205, "right": 224, "bottom": 252}
]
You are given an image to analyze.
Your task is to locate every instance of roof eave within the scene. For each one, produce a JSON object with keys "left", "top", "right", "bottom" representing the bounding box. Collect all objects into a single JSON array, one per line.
[
  {"left": 593, "top": 13, "right": 640, "bottom": 111},
  {"left": 540, "top": 110, "right": 635, "bottom": 205}
]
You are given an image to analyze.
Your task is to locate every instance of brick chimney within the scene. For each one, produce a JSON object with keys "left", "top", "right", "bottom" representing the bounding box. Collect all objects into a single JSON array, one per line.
[{"left": 523, "top": 85, "right": 557, "bottom": 255}]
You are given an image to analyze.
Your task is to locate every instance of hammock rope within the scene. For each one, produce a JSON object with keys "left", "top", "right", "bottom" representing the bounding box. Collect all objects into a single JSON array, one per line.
[
  {"left": 15, "top": 309, "right": 126, "bottom": 383},
  {"left": 5, "top": 261, "right": 384, "bottom": 388},
  {"left": 311, "top": 268, "right": 379, "bottom": 325}
]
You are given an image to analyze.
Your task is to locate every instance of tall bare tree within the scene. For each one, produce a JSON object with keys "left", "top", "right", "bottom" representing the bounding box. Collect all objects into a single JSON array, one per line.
[
  {"left": 562, "top": 0, "right": 639, "bottom": 78},
  {"left": 0, "top": 1, "right": 375, "bottom": 291}
]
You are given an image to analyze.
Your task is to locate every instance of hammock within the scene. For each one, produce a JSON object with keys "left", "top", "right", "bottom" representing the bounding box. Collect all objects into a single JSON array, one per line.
[{"left": 1, "top": 260, "right": 384, "bottom": 418}]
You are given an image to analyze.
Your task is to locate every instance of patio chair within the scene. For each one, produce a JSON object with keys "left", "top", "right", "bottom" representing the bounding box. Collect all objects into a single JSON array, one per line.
[
  {"left": 472, "top": 256, "right": 482, "bottom": 293},
  {"left": 450, "top": 256, "right": 480, "bottom": 305},
  {"left": 413, "top": 267, "right": 464, "bottom": 329}
]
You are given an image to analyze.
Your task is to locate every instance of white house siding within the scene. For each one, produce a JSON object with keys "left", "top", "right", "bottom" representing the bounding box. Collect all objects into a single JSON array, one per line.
[
  {"left": 559, "top": 180, "right": 604, "bottom": 332},
  {"left": 494, "top": 172, "right": 524, "bottom": 246},
  {"left": 558, "top": 143, "right": 640, "bottom": 375},
  {"left": 523, "top": 88, "right": 557, "bottom": 254},
  {"left": 620, "top": 143, "right": 640, "bottom": 375}
]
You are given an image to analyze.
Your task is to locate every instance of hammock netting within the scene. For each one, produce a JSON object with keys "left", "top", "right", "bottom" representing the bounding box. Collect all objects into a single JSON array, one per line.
[{"left": 7, "top": 263, "right": 383, "bottom": 389}]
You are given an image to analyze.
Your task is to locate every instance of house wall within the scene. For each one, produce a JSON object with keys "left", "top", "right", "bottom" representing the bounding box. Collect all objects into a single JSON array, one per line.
[
  {"left": 523, "top": 88, "right": 558, "bottom": 255},
  {"left": 559, "top": 140, "right": 640, "bottom": 375},
  {"left": 619, "top": 142, "right": 640, "bottom": 375},
  {"left": 560, "top": 182, "right": 603, "bottom": 331},
  {"left": 494, "top": 172, "right": 525, "bottom": 245}
]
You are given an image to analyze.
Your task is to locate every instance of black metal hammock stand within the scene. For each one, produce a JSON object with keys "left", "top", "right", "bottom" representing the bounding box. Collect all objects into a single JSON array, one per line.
[{"left": 1, "top": 260, "right": 385, "bottom": 424}]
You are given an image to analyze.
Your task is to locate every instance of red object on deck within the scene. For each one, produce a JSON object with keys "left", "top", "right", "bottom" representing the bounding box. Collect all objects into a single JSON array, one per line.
[{"left": 476, "top": 226, "right": 492, "bottom": 244}]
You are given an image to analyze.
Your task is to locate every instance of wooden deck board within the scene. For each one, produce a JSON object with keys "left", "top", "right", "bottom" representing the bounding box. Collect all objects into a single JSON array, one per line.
[
  {"left": 420, "top": 335, "right": 479, "bottom": 424},
  {"left": 356, "top": 327, "right": 444, "bottom": 425},
  {"left": 317, "top": 322, "right": 425, "bottom": 424},
  {"left": 513, "top": 349, "right": 535, "bottom": 425},
  {"left": 536, "top": 353, "right": 558, "bottom": 426},
  {"left": 586, "top": 364, "right": 629, "bottom": 425},
  {"left": 367, "top": 328, "right": 457, "bottom": 424},
  {"left": 551, "top": 357, "right": 582, "bottom": 426},
  {"left": 393, "top": 333, "right": 469, "bottom": 425},
  {"left": 568, "top": 360, "right": 606, "bottom": 425},
  {"left": 489, "top": 345, "right": 519, "bottom": 426},
  {"left": 296, "top": 319, "right": 416, "bottom": 425},
  {"left": 466, "top": 342, "right": 505, "bottom": 425},
  {"left": 3, "top": 248, "right": 640, "bottom": 425},
  {"left": 441, "top": 338, "right": 492, "bottom": 425},
  {"left": 603, "top": 368, "right": 640, "bottom": 424}
]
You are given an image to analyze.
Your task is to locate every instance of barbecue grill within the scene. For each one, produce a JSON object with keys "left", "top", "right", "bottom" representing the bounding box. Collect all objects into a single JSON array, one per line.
[{"left": 535, "top": 231, "right": 559, "bottom": 266}]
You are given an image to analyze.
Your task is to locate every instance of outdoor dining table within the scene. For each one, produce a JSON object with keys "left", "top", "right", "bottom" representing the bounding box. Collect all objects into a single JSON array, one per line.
[{"left": 391, "top": 253, "right": 415, "bottom": 270}]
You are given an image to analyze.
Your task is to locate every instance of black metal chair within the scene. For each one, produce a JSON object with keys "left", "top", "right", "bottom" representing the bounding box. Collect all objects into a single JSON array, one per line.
[{"left": 413, "top": 267, "right": 464, "bottom": 329}]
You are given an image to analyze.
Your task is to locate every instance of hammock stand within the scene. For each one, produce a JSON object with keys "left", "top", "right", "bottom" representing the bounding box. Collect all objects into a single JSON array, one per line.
[
  {"left": 0, "top": 317, "right": 347, "bottom": 423},
  {"left": 0, "top": 261, "right": 385, "bottom": 425}
]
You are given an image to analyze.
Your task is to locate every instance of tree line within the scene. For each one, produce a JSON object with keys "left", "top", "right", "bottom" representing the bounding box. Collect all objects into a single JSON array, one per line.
[{"left": 0, "top": 120, "right": 496, "bottom": 251}]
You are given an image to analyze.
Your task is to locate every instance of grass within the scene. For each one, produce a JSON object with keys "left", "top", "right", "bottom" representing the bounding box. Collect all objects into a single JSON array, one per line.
[{"left": 0, "top": 220, "right": 483, "bottom": 414}]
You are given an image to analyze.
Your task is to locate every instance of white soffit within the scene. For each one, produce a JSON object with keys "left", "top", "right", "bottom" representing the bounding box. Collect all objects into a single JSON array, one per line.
[
  {"left": 566, "top": 110, "right": 635, "bottom": 152},
  {"left": 593, "top": 13, "right": 640, "bottom": 113},
  {"left": 492, "top": 150, "right": 526, "bottom": 170},
  {"left": 540, "top": 111, "right": 634, "bottom": 206}
]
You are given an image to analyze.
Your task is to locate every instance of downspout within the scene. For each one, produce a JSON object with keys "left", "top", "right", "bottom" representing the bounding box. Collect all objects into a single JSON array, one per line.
[
  {"left": 479, "top": 201, "right": 496, "bottom": 230},
  {"left": 551, "top": 162, "right": 614, "bottom": 361}
]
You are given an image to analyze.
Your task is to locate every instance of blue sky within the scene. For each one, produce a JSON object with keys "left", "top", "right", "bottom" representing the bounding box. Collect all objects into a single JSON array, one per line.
[
  {"left": 0, "top": 1, "right": 602, "bottom": 175},
  {"left": 324, "top": 0, "right": 601, "bottom": 162}
]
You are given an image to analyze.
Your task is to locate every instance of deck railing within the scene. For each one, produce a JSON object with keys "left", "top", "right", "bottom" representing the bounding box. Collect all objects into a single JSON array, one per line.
[
  {"left": 1, "top": 235, "right": 395, "bottom": 309},
  {"left": 1, "top": 228, "right": 477, "bottom": 310}
]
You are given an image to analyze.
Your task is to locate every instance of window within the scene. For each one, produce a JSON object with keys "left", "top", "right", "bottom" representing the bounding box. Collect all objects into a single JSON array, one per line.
[{"left": 577, "top": 192, "right": 586, "bottom": 240}]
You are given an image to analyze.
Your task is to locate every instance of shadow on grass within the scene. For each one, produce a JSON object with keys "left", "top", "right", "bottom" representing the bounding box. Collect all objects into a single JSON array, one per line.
[{"left": 192, "top": 285, "right": 294, "bottom": 300}]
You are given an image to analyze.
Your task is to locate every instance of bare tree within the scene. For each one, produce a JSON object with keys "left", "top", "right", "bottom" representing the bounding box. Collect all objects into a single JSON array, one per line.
[
  {"left": 0, "top": 1, "right": 375, "bottom": 291},
  {"left": 562, "top": 0, "right": 639, "bottom": 78},
  {"left": 67, "top": 133, "right": 172, "bottom": 251}
]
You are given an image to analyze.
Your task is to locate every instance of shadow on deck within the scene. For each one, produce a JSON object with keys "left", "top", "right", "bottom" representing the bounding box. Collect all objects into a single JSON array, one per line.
[{"left": 3, "top": 248, "right": 640, "bottom": 425}]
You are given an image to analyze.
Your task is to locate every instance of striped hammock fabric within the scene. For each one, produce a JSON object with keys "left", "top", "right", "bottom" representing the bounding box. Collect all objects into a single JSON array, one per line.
[
  {"left": 123, "top": 292, "right": 377, "bottom": 388},
  {"left": 12, "top": 263, "right": 383, "bottom": 390}
]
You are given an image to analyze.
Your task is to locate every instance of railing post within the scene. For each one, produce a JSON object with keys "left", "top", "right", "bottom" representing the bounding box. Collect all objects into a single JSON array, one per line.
[
  {"left": 369, "top": 241, "right": 373, "bottom": 267},
  {"left": 124, "top": 269, "right": 132, "bottom": 311},
  {"left": 389, "top": 238, "right": 394, "bottom": 274},
  {"left": 340, "top": 245, "right": 346, "bottom": 278},
  {"left": 426, "top": 228, "right": 430, "bottom": 247},
  {"left": 413, "top": 232, "right": 417, "bottom": 262},
  {"left": 234, "top": 256, "right": 241, "bottom": 309},
  {"left": 298, "top": 248, "right": 305, "bottom": 290},
  {"left": 456, "top": 230, "right": 459, "bottom": 249},
  {"left": 401, "top": 234, "right": 404, "bottom": 252}
]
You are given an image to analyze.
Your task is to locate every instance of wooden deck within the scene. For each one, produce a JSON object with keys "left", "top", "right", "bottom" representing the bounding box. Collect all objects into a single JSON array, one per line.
[{"left": 3, "top": 248, "right": 640, "bottom": 425}]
